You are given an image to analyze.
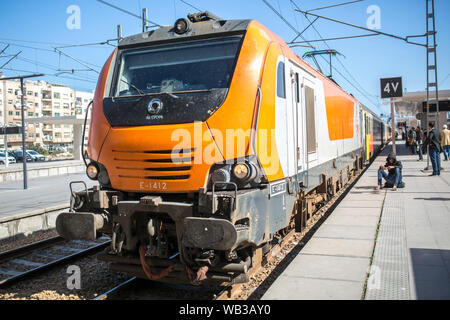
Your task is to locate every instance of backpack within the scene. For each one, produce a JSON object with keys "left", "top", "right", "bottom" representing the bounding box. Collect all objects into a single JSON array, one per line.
[{"left": 385, "top": 181, "right": 405, "bottom": 188}]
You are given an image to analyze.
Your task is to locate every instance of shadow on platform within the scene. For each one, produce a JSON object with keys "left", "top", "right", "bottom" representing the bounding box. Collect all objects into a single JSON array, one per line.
[{"left": 410, "top": 248, "right": 450, "bottom": 300}]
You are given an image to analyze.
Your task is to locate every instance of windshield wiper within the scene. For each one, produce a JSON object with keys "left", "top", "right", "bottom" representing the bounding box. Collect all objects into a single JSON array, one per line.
[{"left": 119, "top": 78, "right": 145, "bottom": 96}]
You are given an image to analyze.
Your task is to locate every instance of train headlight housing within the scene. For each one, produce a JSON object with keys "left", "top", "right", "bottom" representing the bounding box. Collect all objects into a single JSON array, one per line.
[
  {"left": 98, "top": 168, "right": 110, "bottom": 186},
  {"left": 211, "top": 168, "right": 230, "bottom": 184},
  {"left": 208, "top": 157, "right": 263, "bottom": 190},
  {"left": 174, "top": 18, "right": 190, "bottom": 34},
  {"left": 86, "top": 163, "right": 99, "bottom": 180},
  {"left": 233, "top": 163, "right": 249, "bottom": 180}
]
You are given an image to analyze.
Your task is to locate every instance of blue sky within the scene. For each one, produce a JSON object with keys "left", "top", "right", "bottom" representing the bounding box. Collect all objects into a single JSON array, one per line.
[{"left": 0, "top": 0, "right": 449, "bottom": 116}]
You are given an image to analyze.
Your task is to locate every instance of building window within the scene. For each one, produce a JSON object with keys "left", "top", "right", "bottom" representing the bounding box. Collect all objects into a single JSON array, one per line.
[
  {"left": 28, "top": 112, "right": 33, "bottom": 116},
  {"left": 27, "top": 91, "right": 33, "bottom": 96},
  {"left": 63, "top": 103, "right": 69, "bottom": 109},
  {"left": 54, "top": 102, "right": 60, "bottom": 108},
  {"left": 8, "top": 111, "right": 13, "bottom": 116},
  {"left": 35, "top": 113, "right": 39, "bottom": 117},
  {"left": 8, "top": 100, "right": 12, "bottom": 104},
  {"left": 54, "top": 112, "right": 60, "bottom": 116},
  {"left": 276, "top": 61, "right": 286, "bottom": 98},
  {"left": 54, "top": 124, "right": 61, "bottom": 128},
  {"left": 54, "top": 92, "right": 60, "bottom": 99},
  {"left": 55, "top": 133, "right": 61, "bottom": 138},
  {"left": 7, "top": 89, "right": 12, "bottom": 94},
  {"left": 15, "top": 111, "right": 20, "bottom": 116},
  {"left": 35, "top": 103, "right": 39, "bottom": 107}
]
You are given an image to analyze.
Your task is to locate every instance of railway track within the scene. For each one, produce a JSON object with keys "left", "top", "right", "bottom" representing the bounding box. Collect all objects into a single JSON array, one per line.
[{"left": 0, "top": 235, "right": 110, "bottom": 287}]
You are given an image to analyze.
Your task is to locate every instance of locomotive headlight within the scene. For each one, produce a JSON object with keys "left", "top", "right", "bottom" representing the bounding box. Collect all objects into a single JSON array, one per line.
[
  {"left": 233, "top": 163, "right": 250, "bottom": 180},
  {"left": 211, "top": 168, "right": 230, "bottom": 184},
  {"left": 174, "top": 18, "right": 190, "bottom": 34},
  {"left": 86, "top": 163, "right": 99, "bottom": 180}
]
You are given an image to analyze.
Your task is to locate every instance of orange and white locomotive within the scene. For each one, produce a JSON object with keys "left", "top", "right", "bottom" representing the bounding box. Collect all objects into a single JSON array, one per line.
[{"left": 56, "top": 13, "right": 389, "bottom": 284}]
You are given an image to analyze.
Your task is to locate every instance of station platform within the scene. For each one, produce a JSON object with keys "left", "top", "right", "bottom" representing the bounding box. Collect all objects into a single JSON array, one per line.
[
  {"left": 0, "top": 173, "right": 97, "bottom": 242},
  {"left": 262, "top": 143, "right": 450, "bottom": 300}
]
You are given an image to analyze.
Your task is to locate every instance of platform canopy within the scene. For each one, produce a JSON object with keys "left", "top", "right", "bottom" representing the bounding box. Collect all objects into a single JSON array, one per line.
[
  {"left": 393, "top": 89, "right": 450, "bottom": 116},
  {"left": 25, "top": 115, "right": 88, "bottom": 125},
  {"left": 25, "top": 115, "right": 90, "bottom": 161}
]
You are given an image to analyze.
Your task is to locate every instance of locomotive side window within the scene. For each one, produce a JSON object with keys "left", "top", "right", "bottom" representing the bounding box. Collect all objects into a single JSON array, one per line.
[
  {"left": 305, "top": 86, "right": 316, "bottom": 153},
  {"left": 113, "top": 36, "right": 243, "bottom": 97},
  {"left": 276, "top": 61, "right": 286, "bottom": 98}
]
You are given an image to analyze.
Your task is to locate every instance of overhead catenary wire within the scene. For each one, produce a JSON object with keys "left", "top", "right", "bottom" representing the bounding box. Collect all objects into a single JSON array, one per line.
[
  {"left": 1, "top": 67, "right": 97, "bottom": 85},
  {"left": 10, "top": 55, "right": 98, "bottom": 82},
  {"left": 291, "top": 0, "right": 380, "bottom": 102},
  {"left": 0, "top": 51, "right": 21, "bottom": 69},
  {"left": 53, "top": 48, "right": 100, "bottom": 74},
  {"left": 96, "top": 0, "right": 161, "bottom": 27},
  {"left": 305, "top": 0, "right": 364, "bottom": 13},
  {"left": 263, "top": 0, "right": 380, "bottom": 110},
  {"left": 289, "top": 33, "right": 379, "bottom": 45},
  {"left": 0, "top": 41, "right": 103, "bottom": 69},
  {"left": 179, "top": 0, "right": 203, "bottom": 12},
  {"left": 289, "top": 0, "right": 380, "bottom": 109}
]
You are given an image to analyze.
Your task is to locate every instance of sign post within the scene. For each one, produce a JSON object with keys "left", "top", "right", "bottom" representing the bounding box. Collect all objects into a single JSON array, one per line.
[
  {"left": 380, "top": 77, "right": 403, "bottom": 155},
  {"left": 0, "top": 73, "right": 43, "bottom": 189},
  {"left": 3, "top": 125, "right": 7, "bottom": 167}
]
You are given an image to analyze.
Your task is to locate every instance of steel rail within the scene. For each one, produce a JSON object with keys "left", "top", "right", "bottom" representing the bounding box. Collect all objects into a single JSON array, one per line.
[
  {"left": 93, "top": 276, "right": 137, "bottom": 300},
  {"left": 0, "top": 237, "right": 111, "bottom": 287}
]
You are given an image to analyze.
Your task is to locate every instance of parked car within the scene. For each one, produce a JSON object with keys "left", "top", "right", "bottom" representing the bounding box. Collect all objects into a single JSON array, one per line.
[
  {"left": 0, "top": 151, "right": 16, "bottom": 164},
  {"left": 11, "top": 150, "right": 33, "bottom": 162},
  {"left": 27, "top": 150, "right": 46, "bottom": 162}
]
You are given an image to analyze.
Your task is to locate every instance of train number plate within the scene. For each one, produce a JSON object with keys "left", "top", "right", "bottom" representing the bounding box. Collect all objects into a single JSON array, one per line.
[
  {"left": 139, "top": 181, "right": 167, "bottom": 191},
  {"left": 269, "top": 180, "right": 287, "bottom": 198}
]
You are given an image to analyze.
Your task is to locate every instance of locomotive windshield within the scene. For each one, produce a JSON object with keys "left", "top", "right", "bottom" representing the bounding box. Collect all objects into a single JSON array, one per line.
[{"left": 113, "top": 35, "right": 243, "bottom": 97}]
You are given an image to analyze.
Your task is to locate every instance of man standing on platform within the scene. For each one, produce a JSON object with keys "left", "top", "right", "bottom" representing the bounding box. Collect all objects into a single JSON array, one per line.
[
  {"left": 425, "top": 122, "right": 442, "bottom": 176},
  {"left": 441, "top": 124, "right": 450, "bottom": 161}
]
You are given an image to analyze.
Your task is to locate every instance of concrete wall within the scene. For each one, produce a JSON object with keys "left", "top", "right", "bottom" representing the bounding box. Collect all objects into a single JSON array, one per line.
[
  {"left": 0, "top": 162, "right": 85, "bottom": 183},
  {"left": 0, "top": 204, "right": 68, "bottom": 243}
]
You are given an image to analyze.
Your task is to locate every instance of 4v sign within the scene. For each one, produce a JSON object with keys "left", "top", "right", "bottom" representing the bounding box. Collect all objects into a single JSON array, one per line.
[{"left": 380, "top": 77, "right": 403, "bottom": 98}]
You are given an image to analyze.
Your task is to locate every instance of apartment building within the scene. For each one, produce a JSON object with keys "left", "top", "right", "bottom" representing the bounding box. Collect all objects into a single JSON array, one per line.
[{"left": 0, "top": 78, "right": 93, "bottom": 150}]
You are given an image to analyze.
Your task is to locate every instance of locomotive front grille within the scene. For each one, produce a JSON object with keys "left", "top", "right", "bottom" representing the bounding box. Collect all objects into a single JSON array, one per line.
[{"left": 112, "top": 148, "right": 195, "bottom": 181}]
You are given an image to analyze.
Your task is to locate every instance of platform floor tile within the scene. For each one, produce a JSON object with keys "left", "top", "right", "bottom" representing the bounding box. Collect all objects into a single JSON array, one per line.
[
  {"left": 280, "top": 254, "right": 370, "bottom": 282},
  {"left": 262, "top": 276, "right": 364, "bottom": 300},
  {"left": 313, "top": 224, "right": 377, "bottom": 240},
  {"left": 300, "top": 237, "right": 374, "bottom": 258}
]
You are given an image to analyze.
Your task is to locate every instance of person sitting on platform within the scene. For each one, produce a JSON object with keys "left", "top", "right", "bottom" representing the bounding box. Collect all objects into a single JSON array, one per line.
[{"left": 376, "top": 153, "right": 403, "bottom": 191}]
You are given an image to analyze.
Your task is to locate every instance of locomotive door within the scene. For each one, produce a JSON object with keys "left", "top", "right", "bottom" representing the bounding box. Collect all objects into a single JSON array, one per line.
[
  {"left": 303, "top": 78, "right": 318, "bottom": 164},
  {"left": 288, "top": 63, "right": 306, "bottom": 187}
]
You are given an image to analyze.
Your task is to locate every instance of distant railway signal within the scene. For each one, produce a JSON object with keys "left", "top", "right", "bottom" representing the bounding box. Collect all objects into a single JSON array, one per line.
[{"left": 380, "top": 77, "right": 403, "bottom": 99}]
